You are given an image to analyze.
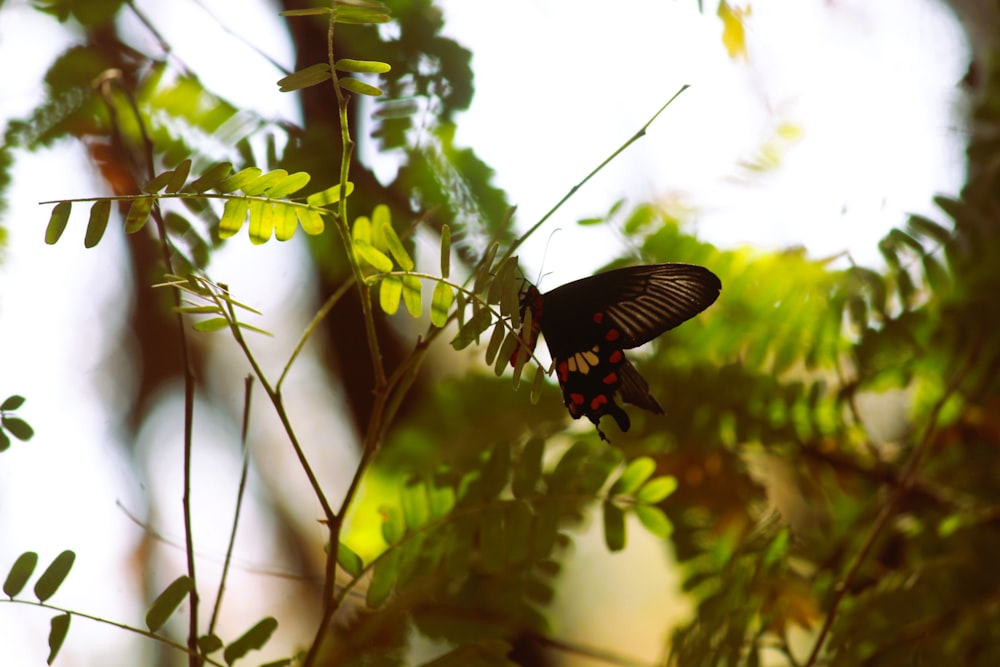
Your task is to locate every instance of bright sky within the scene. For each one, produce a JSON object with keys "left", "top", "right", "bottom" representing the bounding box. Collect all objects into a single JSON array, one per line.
[{"left": 0, "top": 0, "right": 972, "bottom": 664}]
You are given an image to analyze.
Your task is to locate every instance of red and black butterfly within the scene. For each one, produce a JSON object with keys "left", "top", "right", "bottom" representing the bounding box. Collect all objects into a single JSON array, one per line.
[{"left": 512, "top": 264, "right": 721, "bottom": 442}]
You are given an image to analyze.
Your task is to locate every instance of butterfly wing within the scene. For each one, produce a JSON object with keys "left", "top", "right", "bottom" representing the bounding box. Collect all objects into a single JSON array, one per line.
[{"left": 530, "top": 263, "right": 720, "bottom": 440}]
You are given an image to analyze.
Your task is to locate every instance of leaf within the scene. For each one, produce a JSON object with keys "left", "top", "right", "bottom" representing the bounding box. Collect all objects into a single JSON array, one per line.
[
  {"left": 603, "top": 501, "right": 626, "bottom": 552},
  {"left": 380, "top": 505, "right": 406, "bottom": 545},
  {"left": 337, "top": 543, "right": 363, "bottom": 578},
  {"left": 366, "top": 549, "right": 399, "bottom": 608},
  {"left": 222, "top": 617, "right": 278, "bottom": 666},
  {"left": 484, "top": 321, "right": 506, "bottom": 366},
  {"left": 402, "top": 274, "right": 422, "bottom": 317},
  {"left": 339, "top": 78, "right": 383, "bottom": 97},
  {"left": 610, "top": 456, "right": 657, "bottom": 495},
  {"left": 427, "top": 484, "right": 456, "bottom": 519},
  {"left": 382, "top": 222, "right": 414, "bottom": 270},
  {"left": 34, "top": 550, "right": 75, "bottom": 602},
  {"left": 142, "top": 170, "right": 175, "bottom": 194},
  {"left": 440, "top": 224, "right": 451, "bottom": 278},
  {"left": 307, "top": 181, "right": 354, "bottom": 207},
  {"left": 334, "top": 58, "right": 391, "bottom": 74},
  {"left": 145, "top": 575, "right": 193, "bottom": 632},
  {"left": 198, "top": 634, "right": 224, "bottom": 654},
  {"left": 193, "top": 317, "right": 230, "bottom": 332},
  {"left": 45, "top": 201, "right": 71, "bottom": 245},
  {"left": 356, "top": 242, "right": 393, "bottom": 272},
  {"left": 219, "top": 198, "right": 249, "bottom": 238},
  {"left": 0, "top": 431, "right": 9, "bottom": 452},
  {"left": 242, "top": 169, "right": 288, "bottom": 197},
  {"left": 334, "top": 5, "right": 391, "bottom": 25},
  {"left": 84, "top": 199, "right": 111, "bottom": 249},
  {"left": 4, "top": 551, "right": 38, "bottom": 597},
  {"left": 273, "top": 203, "right": 298, "bottom": 241},
  {"left": 47, "top": 613, "right": 71, "bottom": 665},
  {"left": 452, "top": 308, "right": 493, "bottom": 350},
  {"left": 634, "top": 505, "right": 673, "bottom": 538},
  {"left": 1, "top": 395, "right": 26, "bottom": 411},
  {"left": 494, "top": 330, "right": 520, "bottom": 377},
  {"left": 165, "top": 159, "right": 191, "bottom": 193},
  {"left": 380, "top": 275, "right": 403, "bottom": 315},
  {"left": 280, "top": 7, "right": 330, "bottom": 16},
  {"left": 400, "top": 479, "right": 430, "bottom": 530},
  {"left": 219, "top": 167, "right": 262, "bottom": 193},
  {"left": 188, "top": 161, "right": 233, "bottom": 192},
  {"left": 636, "top": 476, "right": 678, "bottom": 504},
  {"left": 431, "top": 282, "right": 454, "bottom": 328},
  {"left": 294, "top": 206, "right": 325, "bottom": 235},
  {"left": 2, "top": 417, "right": 34, "bottom": 441},
  {"left": 481, "top": 442, "right": 511, "bottom": 499},
  {"left": 124, "top": 196, "right": 154, "bottom": 234},
  {"left": 512, "top": 438, "right": 544, "bottom": 498},
  {"left": 530, "top": 365, "right": 545, "bottom": 405},
  {"left": 277, "top": 63, "right": 331, "bottom": 92},
  {"left": 247, "top": 200, "right": 273, "bottom": 244},
  {"left": 265, "top": 171, "right": 311, "bottom": 198}
]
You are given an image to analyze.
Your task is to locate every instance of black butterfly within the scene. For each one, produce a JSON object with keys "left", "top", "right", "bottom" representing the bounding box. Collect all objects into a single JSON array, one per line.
[{"left": 513, "top": 264, "right": 721, "bottom": 442}]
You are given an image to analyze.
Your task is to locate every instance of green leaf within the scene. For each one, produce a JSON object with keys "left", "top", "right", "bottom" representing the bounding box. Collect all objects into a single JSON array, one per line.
[
  {"left": 484, "top": 321, "right": 506, "bottom": 366},
  {"left": 222, "top": 617, "right": 278, "bottom": 666},
  {"left": 307, "top": 181, "right": 354, "bottom": 207},
  {"left": 45, "top": 202, "right": 71, "bottom": 245},
  {"left": 248, "top": 200, "right": 274, "bottom": 244},
  {"left": 481, "top": 442, "right": 511, "bottom": 499},
  {"left": 188, "top": 161, "right": 233, "bottom": 192},
  {"left": 402, "top": 274, "right": 422, "bottom": 317},
  {"left": 549, "top": 441, "right": 593, "bottom": 492},
  {"left": 4, "top": 551, "right": 38, "bottom": 597},
  {"left": 142, "top": 170, "right": 174, "bottom": 194},
  {"left": 530, "top": 365, "right": 545, "bottom": 405},
  {"left": 431, "top": 282, "right": 454, "bottom": 328},
  {"left": 907, "top": 214, "right": 951, "bottom": 245},
  {"left": 636, "top": 476, "right": 678, "bottom": 504},
  {"left": 165, "top": 159, "right": 191, "bottom": 193},
  {"left": 193, "top": 317, "right": 230, "bottom": 332},
  {"left": 1, "top": 395, "right": 26, "bottom": 411},
  {"left": 273, "top": 203, "right": 298, "bottom": 241},
  {"left": 334, "top": 5, "right": 391, "bottom": 24},
  {"left": 400, "top": 478, "right": 430, "bottom": 530},
  {"left": 280, "top": 7, "right": 330, "bottom": 16},
  {"left": 337, "top": 543, "right": 363, "bottom": 578},
  {"left": 494, "top": 330, "right": 520, "bottom": 377},
  {"left": 124, "top": 196, "right": 154, "bottom": 234},
  {"left": 380, "top": 505, "right": 405, "bottom": 545},
  {"left": 452, "top": 308, "right": 493, "bottom": 350},
  {"left": 380, "top": 275, "right": 403, "bottom": 315},
  {"left": 265, "top": 171, "right": 310, "bottom": 198},
  {"left": 219, "top": 198, "right": 249, "bottom": 238},
  {"left": 356, "top": 242, "right": 393, "bottom": 272},
  {"left": 366, "top": 549, "right": 399, "bottom": 608},
  {"left": 440, "top": 224, "right": 451, "bottom": 278},
  {"left": 339, "top": 78, "right": 383, "bottom": 97},
  {"left": 0, "top": 431, "right": 9, "bottom": 452},
  {"left": 277, "top": 63, "right": 331, "bottom": 92},
  {"left": 145, "top": 575, "right": 193, "bottom": 632},
  {"left": 219, "top": 167, "right": 262, "bottom": 193},
  {"left": 47, "top": 613, "right": 71, "bottom": 666},
  {"left": 512, "top": 438, "right": 544, "bottom": 498},
  {"left": 610, "top": 456, "right": 657, "bottom": 495},
  {"left": 427, "top": 484, "right": 455, "bottom": 519},
  {"left": 603, "top": 502, "right": 626, "bottom": 552},
  {"left": 198, "top": 634, "right": 224, "bottom": 654},
  {"left": 294, "top": 206, "right": 325, "bottom": 235},
  {"left": 34, "top": 550, "right": 75, "bottom": 602},
  {"left": 84, "top": 199, "right": 111, "bottom": 249},
  {"left": 634, "top": 505, "right": 673, "bottom": 537},
  {"left": 334, "top": 58, "right": 391, "bottom": 74},
  {"left": 2, "top": 417, "right": 34, "bottom": 441},
  {"left": 242, "top": 169, "right": 288, "bottom": 197},
  {"left": 382, "top": 222, "right": 414, "bottom": 270}
]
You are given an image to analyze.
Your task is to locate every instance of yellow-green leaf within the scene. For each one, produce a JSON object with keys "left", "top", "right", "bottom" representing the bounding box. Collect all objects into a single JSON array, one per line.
[
  {"left": 431, "top": 281, "right": 454, "bottom": 327},
  {"left": 142, "top": 170, "right": 174, "bottom": 194},
  {"left": 307, "top": 181, "right": 354, "bottom": 207},
  {"left": 248, "top": 200, "right": 272, "bottom": 244},
  {"left": 402, "top": 274, "right": 422, "bottom": 317},
  {"left": 295, "top": 206, "right": 324, "bottom": 235},
  {"left": 242, "top": 169, "right": 287, "bottom": 196},
  {"left": 634, "top": 505, "right": 672, "bottom": 538},
  {"left": 274, "top": 203, "right": 298, "bottom": 241},
  {"left": 440, "top": 224, "right": 451, "bottom": 278},
  {"left": 636, "top": 476, "right": 678, "bottom": 504},
  {"left": 219, "top": 167, "right": 262, "bottom": 193},
  {"left": 334, "top": 58, "right": 391, "bottom": 74},
  {"left": 165, "top": 159, "right": 191, "bottom": 193},
  {"left": 219, "top": 198, "right": 249, "bottom": 238},
  {"left": 188, "top": 161, "right": 233, "bottom": 192},
  {"left": 280, "top": 7, "right": 330, "bottom": 16},
  {"left": 382, "top": 222, "right": 413, "bottom": 271},
  {"left": 371, "top": 204, "right": 391, "bottom": 249},
  {"left": 193, "top": 317, "right": 229, "bottom": 332},
  {"left": 610, "top": 456, "right": 657, "bottom": 495},
  {"left": 45, "top": 201, "right": 71, "bottom": 245},
  {"left": 380, "top": 275, "right": 403, "bottom": 314},
  {"left": 125, "top": 196, "right": 154, "bottom": 234},
  {"left": 339, "top": 78, "right": 383, "bottom": 97},
  {"left": 356, "top": 241, "right": 393, "bottom": 272},
  {"left": 352, "top": 215, "right": 372, "bottom": 244},
  {"left": 84, "top": 199, "right": 111, "bottom": 249},
  {"left": 277, "top": 63, "right": 331, "bottom": 92},
  {"left": 266, "top": 171, "right": 311, "bottom": 198}
]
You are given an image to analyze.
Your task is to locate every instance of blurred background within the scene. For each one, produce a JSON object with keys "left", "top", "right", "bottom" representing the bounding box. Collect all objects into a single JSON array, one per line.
[{"left": 0, "top": 0, "right": 993, "bottom": 665}]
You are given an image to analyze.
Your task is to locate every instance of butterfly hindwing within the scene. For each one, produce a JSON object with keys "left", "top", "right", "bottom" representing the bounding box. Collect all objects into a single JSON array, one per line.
[{"left": 514, "top": 263, "right": 720, "bottom": 441}]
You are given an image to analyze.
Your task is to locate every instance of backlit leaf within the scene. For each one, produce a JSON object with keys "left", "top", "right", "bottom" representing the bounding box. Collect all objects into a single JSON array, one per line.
[
  {"left": 84, "top": 199, "right": 111, "bottom": 249},
  {"left": 356, "top": 242, "right": 393, "bottom": 272},
  {"left": 380, "top": 275, "right": 402, "bottom": 314},
  {"left": 382, "top": 222, "right": 413, "bottom": 270},
  {"left": 145, "top": 575, "right": 193, "bottom": 631},
  {"left": 277, "top": 63, "right": 331, "bottom": 92},
  {"left": 402, "top": 274, "right": 422, "bottom": 317},
  {"left": 339, "top": 78, "right": 383, "bottom": 97},
  {"left": 610, "top": 456, "right": 656, "bottom": 495},
  {"left": 634, "top": 505, "right": 672, "bottom": 538},
  {"left": 603, "top": 502, "right": 626, "bottom": 552},
  {"left": 45, "top": 202, "right": 71, "bottom": 245},
  {"left": 636, "top": 476, "right": 678, "bottom": 504},
  {"left": 431, "top": 281, "right": 454, "bottom": 328},
  {"left": 337, "top": 543, "right": 363, "bottom": 578},
  {"left": 334, "top": 58, "right": 391, "bottom": 74},
  {"left": 124, "top": 196, "right": 154, "bottom": 234},
  {"left": 219, "top": 198, "right": 249, "bottom": 238}
]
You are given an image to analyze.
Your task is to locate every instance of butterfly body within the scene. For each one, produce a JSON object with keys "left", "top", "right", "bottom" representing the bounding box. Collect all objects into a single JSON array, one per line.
[{"left": 515, "top": 264, "right": 721, "bottom": 441}]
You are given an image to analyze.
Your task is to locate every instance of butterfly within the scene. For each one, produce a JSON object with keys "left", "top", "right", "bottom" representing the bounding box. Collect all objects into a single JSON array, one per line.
[{"left": 512, "top": 263, "right": 721, "bottom": 442}]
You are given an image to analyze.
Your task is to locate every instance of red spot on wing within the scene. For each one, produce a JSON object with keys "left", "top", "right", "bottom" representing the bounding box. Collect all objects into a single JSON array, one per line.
[
  {"left": 557, "top": 361, "right": 569, "bottom": 382},
  {"left": 590, "top": 394, "right": 609, "bottom": 410},
  {"left": 592, "top": 312, "right": 604, "bottom": 324},
  {"left": 605, "top": 328, "right": 620, "bottom": 342},
  {"left": 569, "top": 392, "right": 585, "bottom": 406},
  {"left": 602, "top": 372, "right": 618, "bottom": 385},
  {"left": 608, "top": 350, "right": 624, "bottom": 363}
]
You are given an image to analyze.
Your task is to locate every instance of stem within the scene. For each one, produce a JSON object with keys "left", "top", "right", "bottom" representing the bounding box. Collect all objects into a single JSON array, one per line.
[
  {"left": 802, "top": 336, "right": 981, "bottom": 665},
  {"left": 502, "top": 85, "right": 689, "bottom": 263}
]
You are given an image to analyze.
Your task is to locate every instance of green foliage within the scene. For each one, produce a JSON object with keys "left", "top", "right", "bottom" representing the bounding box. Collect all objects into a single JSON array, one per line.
[{"left": 0, "top": 394, "right": 34, "bottom": 451}]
